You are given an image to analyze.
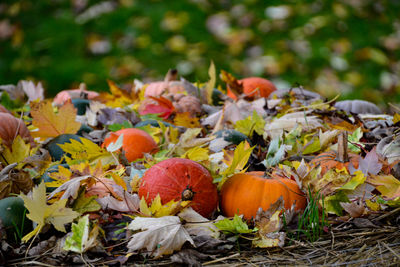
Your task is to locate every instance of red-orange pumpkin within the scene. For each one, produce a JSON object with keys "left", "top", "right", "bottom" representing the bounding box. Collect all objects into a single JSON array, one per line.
[
  {"left": 138, "top": 158, "right": 218, "bottom": 218},
  {"left": 102, "top": 128, "right": 158, "bottom": 162},
  {"left": 227, "top": 77, "right": 277, "bottom": 100},
  {"left": 0, "top": 113, "right": 34, "bottom": 148},
  {"left": 220, "top": 171, "right": 306, "bottom": 221}
]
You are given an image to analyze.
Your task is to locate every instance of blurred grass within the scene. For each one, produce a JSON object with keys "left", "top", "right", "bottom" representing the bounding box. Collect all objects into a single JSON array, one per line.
[{"left": 0, "top": 0, "right": 399, "bottom": 105}]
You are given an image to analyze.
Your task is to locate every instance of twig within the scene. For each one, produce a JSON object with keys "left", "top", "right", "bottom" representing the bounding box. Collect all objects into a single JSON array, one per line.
[
  {"left": 382, "top": 242, "right": 400, "bottom": 260},
  {"left": 203, "top": 253, "right": 240, "bottom": 265}
]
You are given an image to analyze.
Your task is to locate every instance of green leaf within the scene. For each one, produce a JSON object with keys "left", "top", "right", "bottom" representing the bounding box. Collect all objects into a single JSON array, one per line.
[
  {"left": 302, "top": 137, "right": 321, "bottom": 155},
  {"left": 264, "top": 137, "right": 285, "bottom": 167},
  {"left": 234, "top": 110, "right": 265, "bottom": 136},
  {"left": 324, "top": 191, "right": 349, "bottom": 216},
  {"left": 108, "top": 121, "right": 133, "bottom": 132},
  {"left": 348, "top": 127, "right": 363, "bottom": 153},
  {"left": 214, "top": 214, "right": 254, "bottom": 235},
  {"left": 64, "top": 215, "right": 90, "bottom": 253},
  {"left": 339, "top": 170, "right": 366, "bottom": 191},
  {"left": 72, "top": 189, "right": 101, "bottom": 214}
]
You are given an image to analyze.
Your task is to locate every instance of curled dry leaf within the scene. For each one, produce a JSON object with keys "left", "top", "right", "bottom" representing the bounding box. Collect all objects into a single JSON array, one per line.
[{"left": 127, "top": 216, "right": 194, "bottom": 258}]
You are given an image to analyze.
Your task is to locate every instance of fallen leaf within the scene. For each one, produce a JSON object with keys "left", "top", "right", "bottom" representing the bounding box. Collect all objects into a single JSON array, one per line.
[
  {"left": 30, "top": 100, "right": 81, "bottom": 140},
  {"left": 368, "top": 174, "right": 400, "bottom": 199},
  {"left": 127, "top": 216, "right": 194, "bottom": 258},
  {"left": 63, "top": 215, "right": 100, "bottom": 253},
  {"left": 20, "top": 181, "right": 79, "bottom": 242},
  {"left": 357, "top": 147, "right": 382, "bottom": 176},
  {"left": 214, "top": 214, "right": 254, "bottom": 235},
  {"left": 178, "top": 207, "right": 220, "bottom": 238}
]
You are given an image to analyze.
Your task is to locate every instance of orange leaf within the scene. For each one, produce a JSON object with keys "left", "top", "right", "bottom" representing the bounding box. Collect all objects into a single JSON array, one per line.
[{"left": 30, "top": 100, "right": 81, "bottom": 140}]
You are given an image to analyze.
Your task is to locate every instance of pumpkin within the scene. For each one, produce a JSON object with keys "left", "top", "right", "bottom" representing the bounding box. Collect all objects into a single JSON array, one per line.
[
  {"left": 102, "top": 128, "right": 158, "bottom": 162},
  {"left": 53, "top": 87, "right": 99, "bottom": 106},
  {"left": 310, "top": 131, "right": 360, "bottom": 175},
  {"left": 0, "top": 197, "right": 32, "bottom": 240},
  {"left": 334, "top": 100, "right": 382, "bottom": 115},
  {"left": 220, "top": 171, "right": 306, "bottom": 221},
  {"left": 227, "top": 77, "right": 277, "bottom": 100},
  {"left": 0, "top": 113, "right": 34, "bottom": 148},
  {"left": 138, "top": 158, "right": 218, "bottom": 218},
  {"left": 71, "top": 98, "right": 91, "bottom": 115},
  {"left": 144, "top": 81, "right": 186, "bottom": 97},
  {"left": 213, "top": 129, "right": 250, "bottom": 145}
]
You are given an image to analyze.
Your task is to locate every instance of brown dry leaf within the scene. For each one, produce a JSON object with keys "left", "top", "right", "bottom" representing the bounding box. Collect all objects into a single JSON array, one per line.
[
  {"left": 0, "top": 165, "right": 34, "bottom": 199},
  {"left": 340, "top": 199, "right": 365, "bottom": 218},
  {"left": 30, "top": 100, "right": 81, "bottom": 140},
  {"left": 252, "top": 197, "right": 287, "bottom": 248}
]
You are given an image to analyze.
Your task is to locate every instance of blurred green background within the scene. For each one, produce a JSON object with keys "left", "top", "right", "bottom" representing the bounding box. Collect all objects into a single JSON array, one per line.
[{"left": 1, "top": 0, "right": 400, "bottom": 104}]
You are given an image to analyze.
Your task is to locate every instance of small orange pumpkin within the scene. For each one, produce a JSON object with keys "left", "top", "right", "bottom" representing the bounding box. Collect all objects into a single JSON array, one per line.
[
  {"left": 220, "top": 171, "right": 306, "bottom": 221},
  {"left": 227, "top": 77, "right": 277, "bottom": 100},
  {"left": 0, "top": 113, "right": 34, "bottom": 148},
  {"left": 310, "top": 131, "right": 359, "bottom": 175},
  {"left": 102, "top": 128, "right": 158, "bottom": 162},
  {"left": 310, "top": 151, "right": 360, "bottom": 176}
]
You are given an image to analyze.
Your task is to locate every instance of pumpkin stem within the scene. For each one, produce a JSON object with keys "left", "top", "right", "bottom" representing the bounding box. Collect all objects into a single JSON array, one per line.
[
  {"left": 182, "top": 186, "right": 195, "bottom": 201},
  {"left": 337, "top": 131, "right": 349, "bottom": 163}
]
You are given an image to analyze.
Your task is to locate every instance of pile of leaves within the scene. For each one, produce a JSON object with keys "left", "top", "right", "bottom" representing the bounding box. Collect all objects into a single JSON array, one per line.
[{"left": 1, "top": 68, "right": 400, "bottom": 266}]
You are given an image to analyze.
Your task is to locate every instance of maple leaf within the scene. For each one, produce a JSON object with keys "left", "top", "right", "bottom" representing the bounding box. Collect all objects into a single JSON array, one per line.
[
  {"left": 1, "top": 135, "right": 32, "bottom": 165},
  {"left": 234, "top": 110, "right": 265, "bottom": 136},
  {"left": 218, "top": 141, "right": 254, "bottom": 188},
  {"left": 355, "top": 147, "right": 382, "bottom": 176},
  {"left": 181, "top": 146, "right": 209, "bottom": 162},
  {"left": 127, "top": 216, "right": 194, "bottom": 258},
  {"left": 20, "top": 181, "right": 79, "bottom": 242},
  {"left": 57, "top": 137, "right": 115, "bottom": 166},
  {"left": 178, "top": 207, "right": 220, "bottom": 238},
  {"left": 139, "top": 96, "right": 175, "bottom": 119},
  {"left": 368, "top": 174, "right": 400, "bottom": 199},
  {"left": 140, "top": 195, "right": 190, "bottom": 217},
  {"left": 30, "top": 100, "right": 81, "bottom": 140},
  {"left": 64, "top": 215, "right": 100, "bottom": 253},
  {"left": 214, "top": 214, "right": 254, "bottom": 235},
  {"left": 173, "top": 112, "right": 201, "bottom": 128}
]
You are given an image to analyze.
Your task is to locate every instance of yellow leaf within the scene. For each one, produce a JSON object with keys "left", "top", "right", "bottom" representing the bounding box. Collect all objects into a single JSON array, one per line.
[
  {"left": 58, "top": 137, "right": 115, "bottom": 166},
  {"left": 219, "top": 141, "right": 254, "bottom": 189},
  {"left": 173, "top": 112, "right": 201, "bottom": 128},
  {"left": 1, "top": 135, "right": 31, "bottom": 164},
  {"left": 182, "top": 146, "right": 209, "bottom": 162},
  {"left": 394, "top": 113, "right": 400, "bottom": 124},
  {"left": 205, "top": 61, "right": 216, "bottom": 104},
  {"left": 368, "top": 174, "right": 400, "bottom": 199},
  {"left": 110, "top": 173, "right": 127, "bottom": 191},
  {"left": 31, "top": 100, "right": 81, "bottom": 140},
  {"left": 139, "top": 195, "right": 190, "bottom": 217},
  {"left": 20, "top": 181, "right": 79, "bottom": 242}
]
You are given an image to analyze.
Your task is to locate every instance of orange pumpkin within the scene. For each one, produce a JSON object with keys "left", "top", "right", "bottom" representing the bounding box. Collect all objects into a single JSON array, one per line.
[
  {"left": 310, "top": 131, "right": 359, "bottom": 175},
  {"left": 310, "top": 150, "right": 359, "bottom": 176},
  {"left": 0, "top": 113, "right": 34, "bottom": 148},
  {"left": 220, "top": 171, "right": 306, "bottom": 221},
  {"left": 227, "top": 77, "right": 277, "bottom": 100},
  {"left": 102, "top": 128, "right": 158, "bottom": 162}
]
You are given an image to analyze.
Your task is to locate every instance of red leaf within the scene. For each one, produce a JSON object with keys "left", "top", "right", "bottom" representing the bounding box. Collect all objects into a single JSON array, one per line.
[{"left": 139, "top": 96, "right": 175, "bottom": 119}]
